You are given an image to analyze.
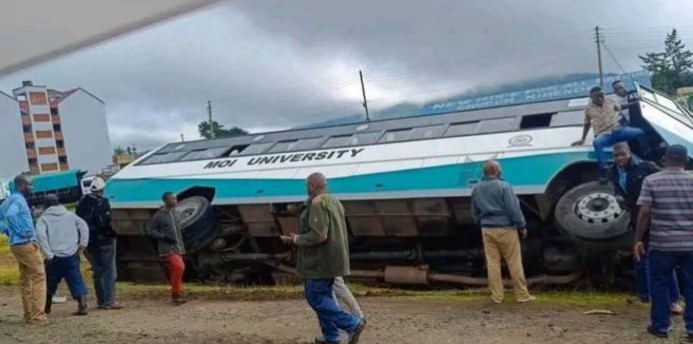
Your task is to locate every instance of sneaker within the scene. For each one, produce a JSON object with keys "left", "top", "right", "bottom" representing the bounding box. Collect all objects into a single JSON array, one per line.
[
  {"left": 348, "top": 320, "right": 367, "bottom": 344},
  {"left": 172, "top": 293, "right": 188, "bottom": 305},
  {"left": 647, "top": 325, "right": 669, "bottom": 338},
  {"left": 314, "top": 337, "right": 339, "bottom": 344},
  {"left": 671, "top": 303, "right": 684, "bottom": 315},
  {"left": 517, "top": 295, "right": 536, "bottom": 303}
]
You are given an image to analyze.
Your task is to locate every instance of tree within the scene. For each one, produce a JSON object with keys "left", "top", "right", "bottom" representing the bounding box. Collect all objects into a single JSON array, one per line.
[
  {"left": 639, "top": 29, "right": 693, "bottom": 95},
  {"left": 198, "top": 120, "right": 249, "bottom": 139},
  {"left": 113, "top": 146, "right": 126, "bottom": 156}
]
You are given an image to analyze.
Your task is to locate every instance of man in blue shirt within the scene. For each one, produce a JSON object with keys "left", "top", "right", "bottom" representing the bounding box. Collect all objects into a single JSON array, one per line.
[{"left": 0, "top": 175, "right": 48, "bottom": 325}]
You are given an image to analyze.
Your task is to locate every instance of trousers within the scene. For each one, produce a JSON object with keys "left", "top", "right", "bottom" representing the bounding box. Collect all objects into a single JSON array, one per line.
[{"left": 482, "top": 228, "right": 531, "bottom": 302}]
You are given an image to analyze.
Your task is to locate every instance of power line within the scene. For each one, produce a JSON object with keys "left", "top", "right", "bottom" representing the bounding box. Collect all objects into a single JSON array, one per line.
[{"left": 601, "top": 42, "right": 628, "bottom": 74}]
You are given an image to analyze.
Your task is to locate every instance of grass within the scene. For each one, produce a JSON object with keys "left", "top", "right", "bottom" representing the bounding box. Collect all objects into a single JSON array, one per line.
[{"left": 0, "top": 229, "right": 630, "bottom": 309}]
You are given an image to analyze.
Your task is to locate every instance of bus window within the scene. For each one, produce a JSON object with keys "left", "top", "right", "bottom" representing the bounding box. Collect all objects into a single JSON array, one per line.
[
  {"left": 141, "top": 151, "right": 187, "bottom": 165},
  {"left": 270, "top": 137, "right": 322, "bottom": 153},
  {"left": 477, "top": 117, "right": 518, "bottom": 134},
  {"left": 379, "top": 128, "right": 412, "bottom": 143},
  {"left": 241, "top": 142, "right": 273, "bottom": 155},
  {"left": 322, "top": 135, "right": 351, "bottom": 148},
  {"left": 410, "top": 125, "right": 445, "bottom": 140},
  {"left": 444, "top": 121, "right": 479, "bottom": 137},
  {"left": 180, "top": 147, "right": 230, "bottom": 161}
]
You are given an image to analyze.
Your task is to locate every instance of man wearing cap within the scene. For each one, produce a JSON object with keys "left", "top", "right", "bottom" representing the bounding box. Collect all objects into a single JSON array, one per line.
[
  {"left": 572, "top": 86, "right": 645, "bottom": 181},
  {"left": 633, "top": 145, "right": 693, "bottom": 339},
  {"left": 0, "top": 175, "right": 48, "bottom": 325},
  {"left": 76, "top": 177, "right": 122, "bottom": 310},
  {"left": 36, "top": 194, "right": 90, "bottom": 316}
]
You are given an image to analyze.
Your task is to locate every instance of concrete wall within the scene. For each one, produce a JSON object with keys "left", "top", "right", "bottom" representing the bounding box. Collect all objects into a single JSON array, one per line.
[
  {"left": 58, "top": 90, "right": 112, "bottom": 175},
  {"left": 0, "top": 93, "right": 30, "bottom": 179}
]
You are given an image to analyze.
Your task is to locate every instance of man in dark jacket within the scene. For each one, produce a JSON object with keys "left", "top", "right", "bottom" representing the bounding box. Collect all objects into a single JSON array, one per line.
[
  {"left": 147, "top": 192, "right": 186, "bottom": 305},
  {"left": 75, "top": 177, "right": 122, "bottom": 310},
  {"left": 282, "top": 173, "right": 366, "bottom": 344},
  {"left": 609, "top": 142, "right": 681, "bottom": 313}
]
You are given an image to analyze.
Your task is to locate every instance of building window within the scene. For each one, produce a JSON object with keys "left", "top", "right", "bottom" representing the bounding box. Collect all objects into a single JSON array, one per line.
[
  {"left": 59, "top": 156, "right": 68, "bottom": 164},
  {"left": 29, "top": 92, "right": 48, "bottom": 105},
  {"left": 41, "top": 163, "right": 58, "bottom": 171},
  {"left": 23, "top": 125, "right": 32, "bottom": 133},
  {"left": 38, "top": 147, "right": 56, "bottom": 155},
  {"left": 33, "top": 114, "right": 50, "bottom": 122},
  {"left": 25, "top": 142, "right": 35, "bottom": 150},
  {"left": 50, "top": 108, "right": 58, "bottom": 115},
  {"left": 35, "top": 130, "right": 53, "bottom": 139},
  {"left": 53, "top": 123, "right": 62, "bottom": 132},
  {"left": 56, "top": 140, "right": 65, "bottom": 148}
]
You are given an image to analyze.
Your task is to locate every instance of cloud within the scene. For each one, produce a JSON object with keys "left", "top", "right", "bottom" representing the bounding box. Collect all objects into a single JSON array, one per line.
[{"left": 1, "top": 0, "right": 692, "bottom": 148}]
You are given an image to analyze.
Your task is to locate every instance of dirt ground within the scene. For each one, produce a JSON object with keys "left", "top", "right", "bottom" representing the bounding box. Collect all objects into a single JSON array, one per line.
[{"left": 0, "top": 287, "right": 685, "bottom": 344}]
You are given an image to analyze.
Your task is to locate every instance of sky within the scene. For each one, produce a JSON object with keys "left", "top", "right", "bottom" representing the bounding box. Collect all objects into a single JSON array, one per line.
[{"left": 1, "top": 0, "right": 692, "bottom": 150}]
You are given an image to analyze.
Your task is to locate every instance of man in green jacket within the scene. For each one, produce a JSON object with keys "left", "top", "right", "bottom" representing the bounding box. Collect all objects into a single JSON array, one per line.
[{"left": 283, "top": 172, "right": 366, "bottom": 344}]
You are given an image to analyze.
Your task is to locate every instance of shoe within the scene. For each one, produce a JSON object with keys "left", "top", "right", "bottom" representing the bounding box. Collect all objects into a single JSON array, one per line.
[
  {"left": 101, "top": 302, "right": 123, "bottom": 310},
  {"left": 25, "top": 317, "right": 50, "bottom": 327},
  {"left": 647, "top": 325, "right": 669, "bottom": 338},
  {"left": 314, "top": 337, "right": 339, "bottom": 344},
  {"left": 73, "top": 295, "right": 88, "bottom": 316},
  {"left": 491, "top": 297, "right": 503, "bottom": 304},
  {"left": 172, "top": 293, "right": 188, "bottom": 305},
  {"left": 517, "top": 295, "right": 536, "bottom": 303},
  {"left": 348, "top": 320, "right": 367, "bottom": 344},
  {"left": 671, "top": 303, "right": 684, "bottom": 316}
]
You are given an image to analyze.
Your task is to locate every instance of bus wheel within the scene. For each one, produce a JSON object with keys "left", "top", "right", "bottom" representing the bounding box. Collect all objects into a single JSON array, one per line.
[
  {"left": 554, "top": 181, "right": 630, "bottom": 244},
  {"left": 178, "top": 196, "right": 217, "bottom": 253}
]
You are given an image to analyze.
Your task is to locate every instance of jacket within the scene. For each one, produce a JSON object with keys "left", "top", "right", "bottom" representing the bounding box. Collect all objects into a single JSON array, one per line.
[
  {"left": 609, "top": 156, "right": 660, "bottom": 243},
  {"left": 147, "top": 207, "right": 186, "bottom": 256},
  {"left": 0, "top": 193, "right": 37, "bottom": 246},
  {"left": 36, "top": 205, "right": 89, "bottom": 260},
  {"left": 76, "top": 194, "right": 116, "bottom": 248},
  {"left": 609, "top": 156, "right": 661, "bottom": 212},
  {"left": 295, "top": 192, "right": 350, "bottom": 279},
  {"left": 470, "top": 177, "right": 526, "bottom": 229}
]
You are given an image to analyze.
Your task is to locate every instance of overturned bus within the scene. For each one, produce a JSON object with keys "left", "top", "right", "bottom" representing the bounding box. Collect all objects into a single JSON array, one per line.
[{"left": 106, "top": 85, "right": 693, "bottom": 286}]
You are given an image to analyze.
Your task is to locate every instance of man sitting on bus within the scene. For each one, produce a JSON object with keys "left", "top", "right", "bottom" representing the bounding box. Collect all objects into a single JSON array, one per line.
[{"left": 572, "top": 86, "right": 644, "bottom": 182}]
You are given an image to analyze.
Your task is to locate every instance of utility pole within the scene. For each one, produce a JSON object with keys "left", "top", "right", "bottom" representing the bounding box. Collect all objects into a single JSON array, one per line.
[
  {"left": 207, "top": 100, "right": 215, "bottom": 139},
  {"left": 180, "top": 133, "right": 185, "bottom": 142},
  {"left": 595, "top": 26, "right": 604, "bottom": 87},
  {"left": 359, "top": 70, "right": 370, "bottom": 122}
]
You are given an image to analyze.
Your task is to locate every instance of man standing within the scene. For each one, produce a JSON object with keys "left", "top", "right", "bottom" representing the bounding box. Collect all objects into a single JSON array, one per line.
[
  {"left": 634, "top": 145, "right": 693, "bottom": 338},
  {"left": 572, "top": 86, "right": 644, "bottom": 181},
  {"left": 0, "top": 175, "right": 48, "bottom": 325},
  {"left": 76, "top": 177, "right": 122, "bottom": 310},
  {"left": 147, "top": 192, "right": 187, "bottom": 305},
  {"left": 471, "top": 160, "right": 535, "bottom": 304},
  {"left": 612, "top": 80, "right": 633, "bottom": 123},
  {"left": 284, "top": 173, "right": 366, "bottom": 344},
  {"left": 36, "top": 194, "right": 90, "bottom": 316},
  {"left": 609, "top": 143, "right": 682, "bottom": 313}
]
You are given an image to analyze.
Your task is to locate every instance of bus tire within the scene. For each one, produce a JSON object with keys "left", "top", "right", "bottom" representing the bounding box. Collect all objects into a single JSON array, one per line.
[
  {"left": 177, "top": 196, "right": 217, "bottom": 253},
  {"left": 554, "top": 181, "right": 630, "bottom": 245}
]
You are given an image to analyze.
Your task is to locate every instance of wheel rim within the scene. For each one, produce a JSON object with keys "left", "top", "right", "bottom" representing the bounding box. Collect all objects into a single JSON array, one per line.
[
  {"left": 575, "top": 192, "right": 624, "bottom": 225},
  {"left": 178, "top": 201, "right": 200, "bottom": 227}
]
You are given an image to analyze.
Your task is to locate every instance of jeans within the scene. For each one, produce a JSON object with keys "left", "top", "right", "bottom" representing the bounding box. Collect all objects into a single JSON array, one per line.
[
  {"left": 648, "top": 250, "right": 693, "bottom": 333},
  {"left": 305, "top": 278, "right": 361, "bottom": 342},
  {"left": 47, "top": 254, "right": 88, "bottom": 300},
  {"left": 86, "top": 240, "right": 117, "bottom": 307},
  {"left": 593, "top": 126, "right": 645, "bottom": 170},
  {"left": 634, "top": 243, "right": 680, "bottom": 304}
]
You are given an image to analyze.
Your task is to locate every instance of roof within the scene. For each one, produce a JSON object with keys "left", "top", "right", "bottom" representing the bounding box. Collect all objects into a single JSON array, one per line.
[
  {"left": 50, "top": 88, "right": 105, "bottom": 106},
  {"left": 0, "top": 91, "right": 16, "bottom": 102},
  {"left": 0, "top": 0, "right": 223, "bottom": 77},
  {"left": 148, "top": 96, "right": 589, "bottom": 162}
]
